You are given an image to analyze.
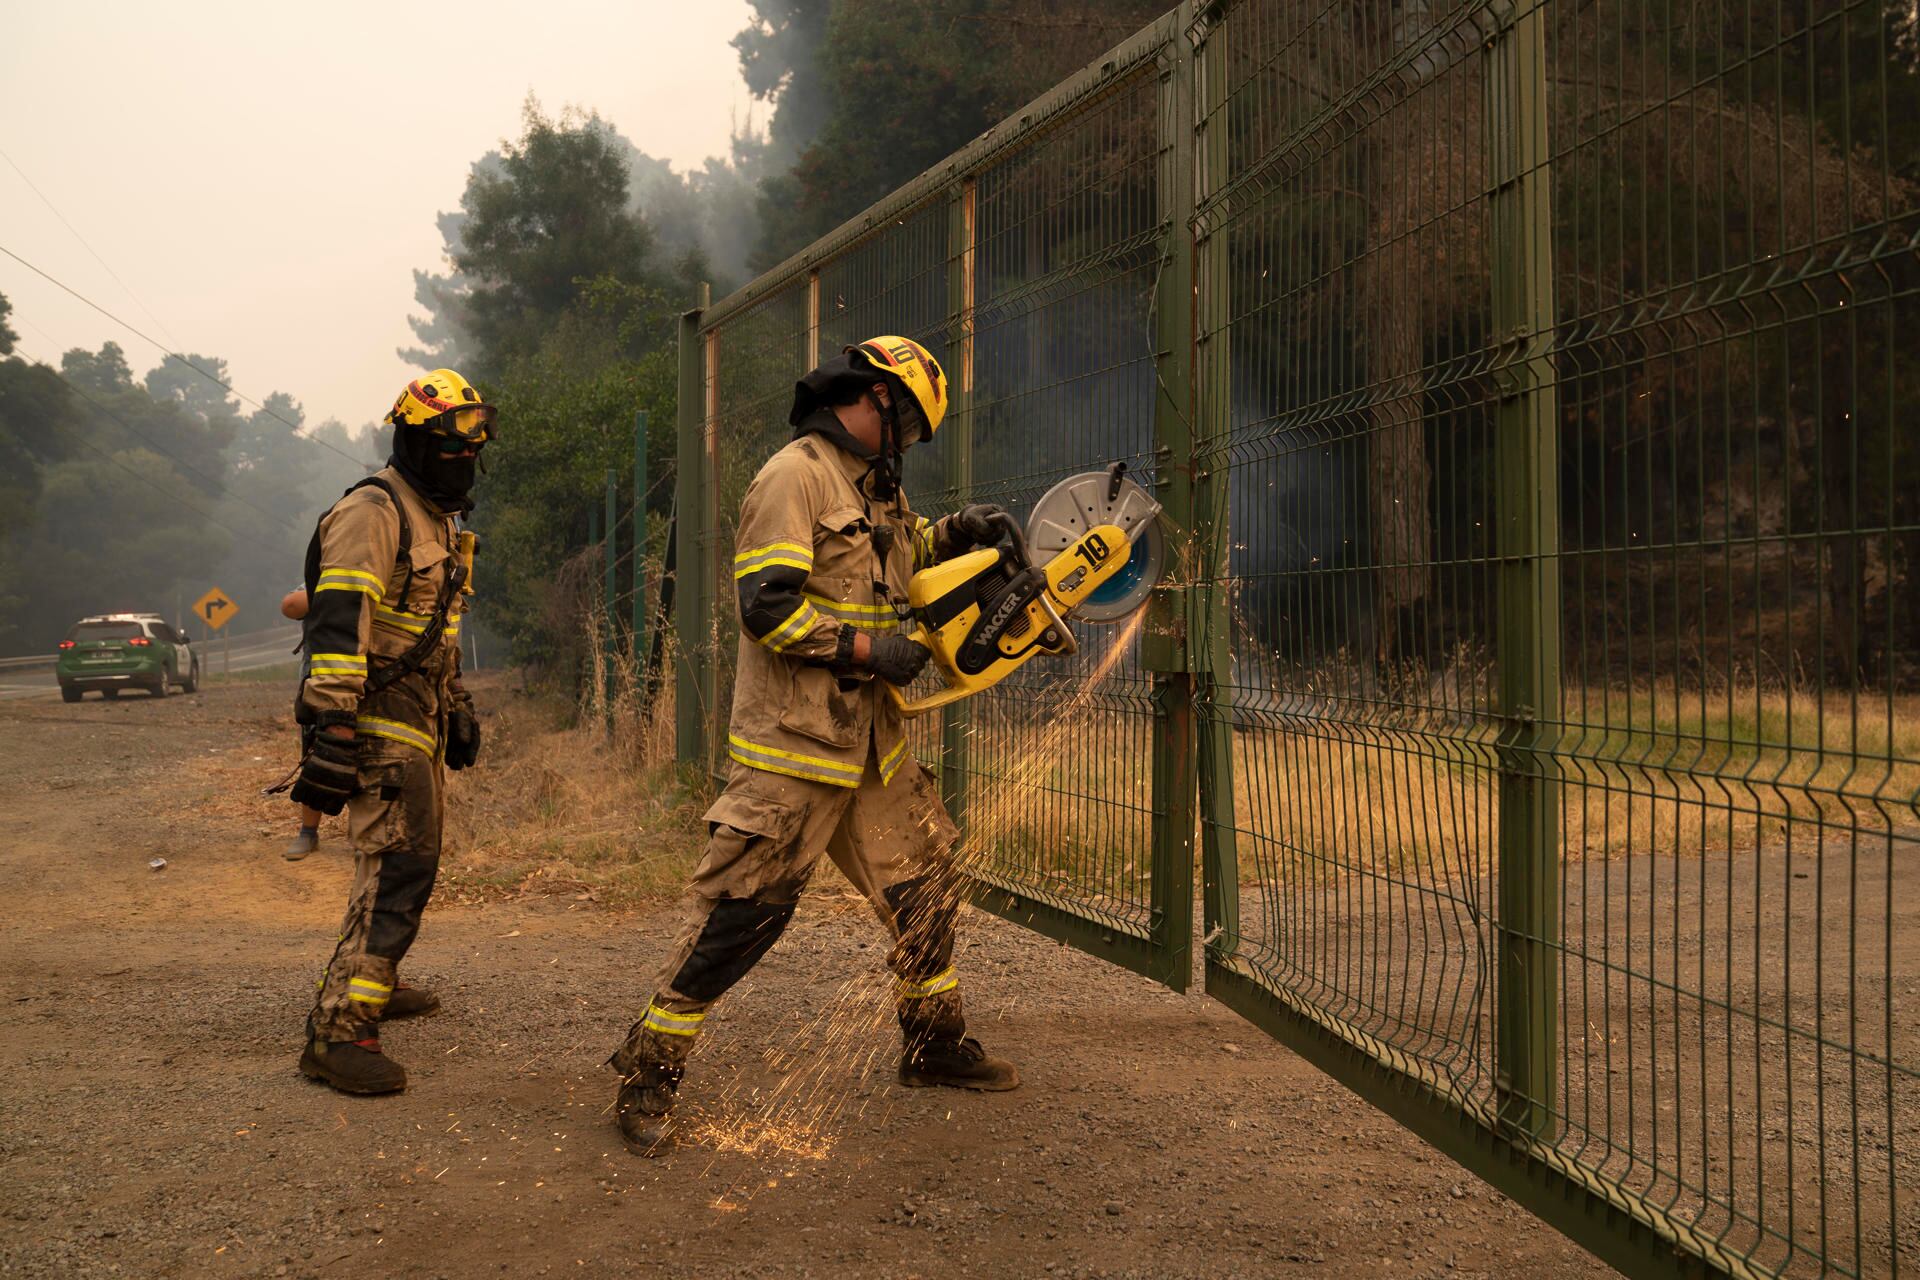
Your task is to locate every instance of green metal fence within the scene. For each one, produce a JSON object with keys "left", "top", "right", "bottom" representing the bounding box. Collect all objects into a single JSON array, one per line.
[{"left": 676, "top": 1, "right": 1918, "bottom": 1274}]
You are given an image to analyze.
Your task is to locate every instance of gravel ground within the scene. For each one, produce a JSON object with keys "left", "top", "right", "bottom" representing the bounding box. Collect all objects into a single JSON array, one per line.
[{"left": 0, "top": 682, "right": 1612, "bottom": 1279}]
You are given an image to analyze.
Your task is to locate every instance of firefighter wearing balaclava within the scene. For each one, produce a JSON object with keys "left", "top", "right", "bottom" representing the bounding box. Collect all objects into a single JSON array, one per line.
[
  {"left": 607, "top": 336, "right": 1018, "bottom": 1155},
  {"left": 289, "top": 368, "right": 492, "bottom": 1095}
]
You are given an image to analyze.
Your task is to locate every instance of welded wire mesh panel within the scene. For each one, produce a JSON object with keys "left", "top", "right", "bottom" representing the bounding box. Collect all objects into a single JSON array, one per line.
[
  {"left": 813, "top": 200, "right": 954, "bottom": 768},
  {"left": 1194, "top": 0, "right": 1505, "bottom": 1108},
  {"left": 1543, "top": 0, "right": 1920, "bottom": 1269},
  {"left": 700, "top": 280, "right": 811, "bottom": 757},
  {"left": 953, "top": 65, "right": 1167, "bottom": 934},
  {"left": 1194, "top": 0, "right": 1920, "bottom": 1272}
]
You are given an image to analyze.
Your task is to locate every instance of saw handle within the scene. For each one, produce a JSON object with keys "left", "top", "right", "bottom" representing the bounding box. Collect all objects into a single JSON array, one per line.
[{"left": 885, "top": 627, "right": 975, "bottom": 719}]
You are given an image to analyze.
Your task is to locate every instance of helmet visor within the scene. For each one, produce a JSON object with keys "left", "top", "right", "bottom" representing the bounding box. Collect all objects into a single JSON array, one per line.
[
  {"left": 891, "top": 387, "right": 930, "bottom": 449},
  {"left": 427, "top": 403, "right": 497, "bottom": 444}
]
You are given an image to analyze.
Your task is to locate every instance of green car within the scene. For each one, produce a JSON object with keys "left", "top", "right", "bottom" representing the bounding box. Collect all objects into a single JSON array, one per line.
[{"left": 56, "top": 613, "right": 200, "bottom": 702}]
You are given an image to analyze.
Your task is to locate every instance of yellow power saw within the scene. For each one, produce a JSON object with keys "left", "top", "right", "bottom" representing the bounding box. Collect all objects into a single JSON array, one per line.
[{"left": 887, "top": 464, "right": 1166, "bottom": 718}]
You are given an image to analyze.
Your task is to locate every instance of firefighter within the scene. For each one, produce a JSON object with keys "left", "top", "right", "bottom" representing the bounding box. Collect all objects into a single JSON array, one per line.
[
  {"left": 289, "top": 368, "right": 492, "bottom": 1095},
  {"left": 609, "top": 335, "right": 1018, "bottom": 1155}
]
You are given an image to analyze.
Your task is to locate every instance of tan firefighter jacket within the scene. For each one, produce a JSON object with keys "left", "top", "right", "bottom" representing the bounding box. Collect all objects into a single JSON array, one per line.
[
  {"left": 727, "top": 430, "right": 969, "bottom": 788},
  {"left": 300, "top": 465, "right": 471, "bottom": 757}
]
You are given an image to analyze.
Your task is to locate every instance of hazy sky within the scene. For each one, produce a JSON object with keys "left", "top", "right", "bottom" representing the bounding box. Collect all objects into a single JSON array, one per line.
[{"left": 1, "top": 0, "right": 754, "bottom": 431}]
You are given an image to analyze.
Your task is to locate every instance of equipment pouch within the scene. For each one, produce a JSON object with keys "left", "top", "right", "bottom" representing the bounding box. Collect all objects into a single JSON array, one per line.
[
  {"left": 696, "top": 790, "right": 809, "bottom": 898},
  {"left": 779, "top": 664, "right": 866, "bottom": 749}
]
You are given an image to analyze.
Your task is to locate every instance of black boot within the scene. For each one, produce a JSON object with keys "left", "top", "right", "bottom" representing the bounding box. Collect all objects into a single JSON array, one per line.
[
  {"left": 899, "top": 1036, "right": 1019, "bottom": 1091},
  {"left": 609, "top": 1054, "right": 683, "bottom": 1156},
  {"left": 299, "top": 1036, "right": 408, "bottom": 1095},
  {"left": 382, "top": 984, "right": 441, "bottom": 1020}
]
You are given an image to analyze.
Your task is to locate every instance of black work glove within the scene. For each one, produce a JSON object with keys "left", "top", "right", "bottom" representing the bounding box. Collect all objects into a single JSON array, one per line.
[
  {"left": 865, "top": 633, "right": 932, "bottom": 686},
  {"left": 949, "top": 503, "right": 1007, "bottom": 550},
  {"left": 290, "top": 729, "right": 358, "bottom": 816},
  {"left": 446, "top": 706, "right": 481, "bottom": 771}
]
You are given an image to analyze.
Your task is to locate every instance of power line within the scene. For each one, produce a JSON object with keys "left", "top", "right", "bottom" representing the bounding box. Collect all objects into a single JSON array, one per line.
[
  {"left": 0, "top": 241, "right": 372, "bottom": 471},
  {"left": 0, "top": 146, "right": 186, "bottom": 352},
  {"left": 17, "top": 328, "right": 300, "bottom": 535}
]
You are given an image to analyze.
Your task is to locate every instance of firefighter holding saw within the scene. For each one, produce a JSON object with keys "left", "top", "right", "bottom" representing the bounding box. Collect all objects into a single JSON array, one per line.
[
  {"left": 610, "top": 335, "right": 1019, "bottom": 1154},
  {"left": 287, "top": 369, "right": 491, "bottom": 1095}
]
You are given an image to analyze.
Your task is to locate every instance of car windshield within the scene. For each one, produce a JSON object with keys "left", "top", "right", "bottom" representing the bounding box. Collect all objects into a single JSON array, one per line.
[{"left": 69, "top": 622, "right": 142, "bottom": 643}]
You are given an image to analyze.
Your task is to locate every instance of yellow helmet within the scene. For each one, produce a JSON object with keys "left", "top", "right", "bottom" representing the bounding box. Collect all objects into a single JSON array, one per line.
[
  {"left": 384, "top": 367, "right": 497, "bottom": 444},
  {"left": 847, "top": 336, "right": 947, "bottom": 439}
]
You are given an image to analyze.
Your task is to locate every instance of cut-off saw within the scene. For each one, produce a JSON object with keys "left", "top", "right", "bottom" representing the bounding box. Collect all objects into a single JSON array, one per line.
[{"left": 887, "top": 464, "right": 1166, "bottom": 718}]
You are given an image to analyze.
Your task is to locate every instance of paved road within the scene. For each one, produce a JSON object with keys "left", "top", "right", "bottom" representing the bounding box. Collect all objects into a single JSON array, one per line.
[{"left": 0, "top": 625, "right": 303, "bottom": 701}]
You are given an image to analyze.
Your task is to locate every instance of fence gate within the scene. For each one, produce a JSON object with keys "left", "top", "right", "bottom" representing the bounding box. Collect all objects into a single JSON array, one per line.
[{"left": 678, "top": 1, "right": 1919, "bottom": 1274}]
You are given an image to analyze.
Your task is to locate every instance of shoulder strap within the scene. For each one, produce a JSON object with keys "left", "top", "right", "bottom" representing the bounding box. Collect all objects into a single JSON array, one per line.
[{"left": 304, "top": 475, "right": 412, "bottom": 595}]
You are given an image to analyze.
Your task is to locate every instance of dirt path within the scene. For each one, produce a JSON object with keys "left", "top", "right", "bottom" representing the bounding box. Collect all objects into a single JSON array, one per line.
[{"left": 0, "top": 683, "right": 1611, "bottom": 1279}]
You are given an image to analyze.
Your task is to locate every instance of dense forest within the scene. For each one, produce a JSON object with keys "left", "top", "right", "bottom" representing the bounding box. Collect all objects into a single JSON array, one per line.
[
  {"left": 0, "top": 289, "right": 382, "bottom": 652},
  {"left": 401, "top": 0, "right": 1172, "bottom": 668}
]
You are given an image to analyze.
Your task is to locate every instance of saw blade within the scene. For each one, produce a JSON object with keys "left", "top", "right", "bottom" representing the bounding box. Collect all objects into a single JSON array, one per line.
[{"left": 1025, "top": 469, "right": 1165, "bottom": 622}]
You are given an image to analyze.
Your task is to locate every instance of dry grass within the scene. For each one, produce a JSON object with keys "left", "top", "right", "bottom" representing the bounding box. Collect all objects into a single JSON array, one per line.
[
  {"left": 441, "top": 624, "right": 704, "bottom": 907},
  {"left": 1227, "top": 679, "right": 1920, "bottom": 887}
]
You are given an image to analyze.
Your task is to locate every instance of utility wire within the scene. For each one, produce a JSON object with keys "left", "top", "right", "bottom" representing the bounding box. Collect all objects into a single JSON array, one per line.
[
  {"left": 0, "top": 241, "right": 371, "bottom": 471},
  {"left": 18, "top": 328, "right": 301, "bottom": 535},
  {"left": 0, "top": 146, "right": 187, "bottom": 352}
]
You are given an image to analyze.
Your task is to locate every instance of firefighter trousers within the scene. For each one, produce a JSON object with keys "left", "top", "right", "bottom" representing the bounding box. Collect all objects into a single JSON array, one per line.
[
  {"left": 309, "top": 742, "right": 442, "bottom": 1042},
  {"left": 616, "top": 743, "right": 966, "bottom": 1073}
]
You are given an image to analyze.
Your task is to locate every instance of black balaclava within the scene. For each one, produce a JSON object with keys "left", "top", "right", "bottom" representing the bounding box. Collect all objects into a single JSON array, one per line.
[
  {"left": 788, "top": 354, "right": 914, "bottom": 502},
  {"left": 390, "top": 425, "right": 477, "bottom": 515}
]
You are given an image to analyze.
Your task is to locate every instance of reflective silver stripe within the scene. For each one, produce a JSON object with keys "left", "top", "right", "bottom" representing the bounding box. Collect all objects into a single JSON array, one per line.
[
  {"left": 347, "top": 977, "right": 392, "bottom": 1006},
  {"left": 355, "top": 716, "right": 436, "bottom": 755},
  {"left": 759, "top": 601, "right": 818, "bottom": 652},
  {"left": 733, "top": 542, "right": 814, "bottom": 578},
  {"left": 642, "top": 1004, "right": 706, "bottom": 1037},
  {"left": 373, "top": 605, "right": 432, "bottom": 634},
  {"left": 878, "top": 736, "right": 911, "bottom": 785},
  {"left": 898, "top": 967, "right": 959, "bottom": 1000},
  {"left": 805, "top": 594, "right": 900, "bottom": 631},
  {"left": 317, "top": 568, "right": 385, "bottom": 601},
  {"left": 726, "top": 734, "right": 862, "bottom": 788}
]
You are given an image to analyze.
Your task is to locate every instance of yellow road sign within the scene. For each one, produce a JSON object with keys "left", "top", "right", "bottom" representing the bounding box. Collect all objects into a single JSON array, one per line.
[{"left": 192, "top": 587, "right": 239, "bottom": 632}]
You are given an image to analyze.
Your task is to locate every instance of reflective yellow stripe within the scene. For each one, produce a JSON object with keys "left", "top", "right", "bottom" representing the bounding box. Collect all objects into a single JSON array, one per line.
[
  {"left": 734, "top": 542, "right": 814, "bottom": 579},
  {"left": 309, "top": 665, "right": 368, "bottom": 677},
  {"left": 348, "top": 991, "right": 389, "bottom": 1005},
  {"left": 349, "top": 977, "right": 394, "bottom": 993},
  {"left": 355, "top": 716, "right": 436, "bottom": 755},
  {"left": 310, "top": 653, "right": 367, "bottom": 666},
  {"left": 760, "top": 602, "right": 817, "bottom": 652},
  {"left": 878, "top": 737, "right": 910, "bottom": 785},
  {"left": 803, "top": 594, "right": 899, "bottom": 632},
  {"left": 642, "top": 1004, "right": 706, "bottom": 1037},
  {"left": 734, "top": 541, "right": 812, "bottom": 565},
  {"left": 373, "top": 605, "right": 432, "bottom": 634},
  {"left": 317, "top": 569, "right": 385, "bottom": 601},
  {"left": 726, "top": 733, "right": 862, "bottom": 788},
  {"left": 898, "top": 967, "right": 959, "bottom": 1000}
]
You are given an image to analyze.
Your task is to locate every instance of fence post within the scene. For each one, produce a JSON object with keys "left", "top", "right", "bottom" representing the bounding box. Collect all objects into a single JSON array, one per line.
[
  {"left": 939, "top": 177, "right": 977, "bottom": 826},
  {"left": 1138, "top": 14, "right": 1200, "bottom": 993},
  {"left": 586, "top": 503, "right": 601, "bottom": 703},
  {"left": 604, "top": 466, "right": 619, "bottom": 724},
  {"left": 674, "top": 308, "right": 713, "bottom": 774},
  {"left": 1188, "top": 0, "right": 1240, "bottom": 971},
  {"left": 1485, "top": 0, "right": 1562, "bottom": 1141},
  {"left": 632, "top": 410, "right": 649, "bottom": 667}
]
